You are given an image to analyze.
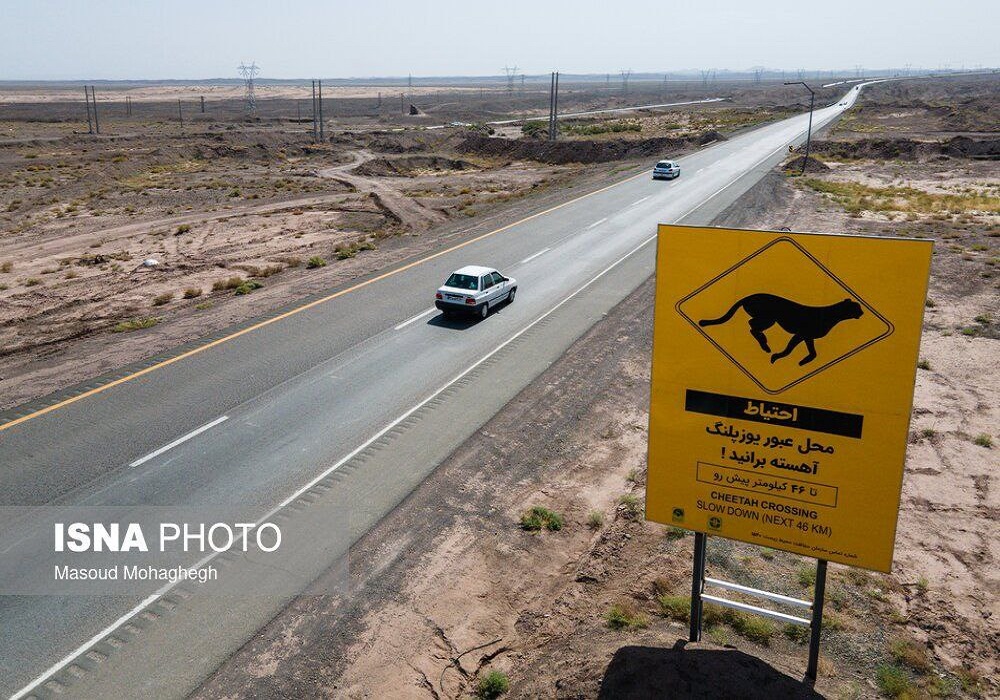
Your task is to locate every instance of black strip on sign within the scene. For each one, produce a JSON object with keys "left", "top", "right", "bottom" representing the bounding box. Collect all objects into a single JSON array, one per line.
[{"left": 685, "top": 389, "right": 863, "bottom": 439}]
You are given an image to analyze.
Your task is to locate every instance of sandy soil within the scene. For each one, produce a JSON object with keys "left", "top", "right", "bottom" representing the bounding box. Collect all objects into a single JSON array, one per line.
[
  {"left": 0, "top": 127, "right": 589, "bottom": 408},
  {"left": 0, "top": 85, "right": 798, "bottom": 412},
  {"left": 0, "top": 84, "right": 487, "bottom": 105}
]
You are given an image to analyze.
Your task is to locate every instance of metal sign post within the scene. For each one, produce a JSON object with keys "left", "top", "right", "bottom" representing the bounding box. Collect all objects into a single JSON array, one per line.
[
  {"left": 689, "top": 532, "right": 707, "bottom": 642},
  {"left": 806, "top": 559, "right": 828, "bottom": 681},
  {"left": 688, "top": 534, "right": 828, "bottom": 682}
]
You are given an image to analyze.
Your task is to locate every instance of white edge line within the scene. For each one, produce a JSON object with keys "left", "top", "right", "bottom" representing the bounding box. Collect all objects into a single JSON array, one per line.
[
  {"left": 127, "top": 416, "right": 229, "bottom": 468},
  {"left": 11, "top": 82, "right": 867, "bottom": 700},
  {"left": 9, "top": 233, "right": 658, "bottom": 700},
  {"left": 393, "top": 307, "right": 436, "bottom": 331},
  {"left": 518, "top": 247, "right": 551, "bottom": 265},
  {"left": 586, "top": 217, "right": 607, "bottom": 229},
  {"left": 8, "top": 592, "right": 162, "bottom": 700}
]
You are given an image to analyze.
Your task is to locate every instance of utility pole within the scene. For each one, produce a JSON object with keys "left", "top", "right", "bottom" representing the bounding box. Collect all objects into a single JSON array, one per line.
[
  {"left": 317, "top": 79, "right": 324, "bottom": 141},
  {"left": 784, "top": 81, "right": 815, "bottom": 175},
  {"left": 200, "top": 95, "right": 205, "bottom": 113},
  {"left": 90, "top": 86, "right": 100, "bottom": 134},
  {"left": 548, "top": 72, "right": 554, "bottom": 140},
  {"left": 400, "top": 92, "right": 405, "bottom": 115},
  {"left": 547, "top": 71, "right": 560, "bottom": 141},
  {"left": 178, "top": 99, "right": 183, "bottom": 129},
  {"left": 84, "top": 86, "right": 93, "bottom": 134},
  {"left": 311, "top": 80, "right": 318, "bottom": 141}
]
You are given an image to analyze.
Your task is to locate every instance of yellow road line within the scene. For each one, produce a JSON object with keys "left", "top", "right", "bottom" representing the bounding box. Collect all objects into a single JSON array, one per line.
[{"left": 1, "top": 167, "right": 648, "bottom": 433}]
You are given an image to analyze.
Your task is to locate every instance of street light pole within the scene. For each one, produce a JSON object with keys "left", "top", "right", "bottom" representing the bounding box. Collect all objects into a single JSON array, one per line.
[{"left": 785, "top": 81, "right": 815, "bottom": 174}]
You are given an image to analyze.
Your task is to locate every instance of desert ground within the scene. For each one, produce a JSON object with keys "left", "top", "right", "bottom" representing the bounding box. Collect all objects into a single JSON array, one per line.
[
  {"left": 0, "top": 79, "right": 840, "bottom": 409},
  {"left": 188, "top": 76, "right": 998, "bottom": 700},
  {"left": 1, "top": 75, "right": 996, "bottom": 699}
]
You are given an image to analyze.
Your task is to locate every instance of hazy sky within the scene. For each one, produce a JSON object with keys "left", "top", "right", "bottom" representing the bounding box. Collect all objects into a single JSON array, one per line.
[{"left": 1, "top": 0, "right": 996, "bottom": 80}]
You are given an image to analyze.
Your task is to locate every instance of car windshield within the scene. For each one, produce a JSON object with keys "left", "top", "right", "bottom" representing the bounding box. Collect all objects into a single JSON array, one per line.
[
  {"left": 445, "top": 273, "right": 479, "bottom": 290},
  {"left": 657, "top": 162, "right": 672, "bottom": 168}
]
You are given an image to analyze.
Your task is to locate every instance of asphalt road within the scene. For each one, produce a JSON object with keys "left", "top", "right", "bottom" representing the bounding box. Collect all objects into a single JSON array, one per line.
[{"left": 0, "top": 84, "right": 867, "bottom": 699}]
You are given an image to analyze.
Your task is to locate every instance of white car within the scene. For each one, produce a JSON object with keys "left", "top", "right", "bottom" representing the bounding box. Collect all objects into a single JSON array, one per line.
[
  {"left": 652, "top": 159, "right": 681, "bottom": 180},
  {"left": 435, "top": 265, "right": 517, "bottom": 319}
]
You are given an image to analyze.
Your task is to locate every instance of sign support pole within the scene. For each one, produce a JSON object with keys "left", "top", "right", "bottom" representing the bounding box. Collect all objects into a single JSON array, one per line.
[
  {"left": 689, "top": 532, "right": 707, "bottom": 642},
  {"left": 805, "top": 559, "right": 828, "bottom": 682}
]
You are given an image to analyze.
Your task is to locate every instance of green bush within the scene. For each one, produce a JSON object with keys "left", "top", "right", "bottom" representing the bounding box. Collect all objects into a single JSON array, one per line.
[
  {"left": 699, "top": 604, "right": 775, "bottom": 645},
  {"left": 476, "top": 670, "right": 510, "bottom": 699},
  {"left": 797, "top": 564, "right": 817, "bottom": 588},
  {"left": 234, "top": 280, "right": 264, "bottom": 295},
  {"left": 783, "top": 623, "right": 810, "bottom": 644},
  {"left": 657, "top": 595, "right": 690, "bottom": 622},
  {"left": 727, "top": 610, "right": 775, "bottom": 645},
  {"left": 112, "top": 317, "right": 159, "bottom": 333},
  {"left": 587, "top": 510, "right": 604, "bottom": 529},
  {"left": 606, "top": 602, "right": 647, "bottom": 630},
  {"left": 152, "top": 292, "right": 173, "bottom": 306},
  {"left": 520, "top": 506, "right": 563, "bottom": 532},
  {"left": 665, "top": 526, "right": 687, "bottom": 541},
  {"left": 618, "top": 494, "right": 642, "bottom": 520},
  {"left": 876, "top": 664, "right": 914, "bottom": 698},
  {"left": 183, "top": 287, "right": 202, "bottom": 299},
  {"left": 563, "top": 119, "right": 642, "bottom": 136},
  {"left": 889, "top": 638, "right": 931, "bottom": 672},
  {"left": 306, "top": 256, "right": 327, "bottom": 269},
  {"left": 521, "top": 120, "right": 548, "bottom": 138}
]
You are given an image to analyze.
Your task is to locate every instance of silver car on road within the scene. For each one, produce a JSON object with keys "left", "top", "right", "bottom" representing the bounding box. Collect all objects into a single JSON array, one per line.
[
  {"left": 652, "top": 159, "right": 681, "bottom": 180},
  {"left": 435, "top": 265, "right": 517, "bottom": 319}
]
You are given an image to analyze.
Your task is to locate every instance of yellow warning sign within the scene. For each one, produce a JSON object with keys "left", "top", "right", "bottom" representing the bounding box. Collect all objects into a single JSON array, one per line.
[{"left": 646, "top": 225, "right": 933, "bottom": 572}]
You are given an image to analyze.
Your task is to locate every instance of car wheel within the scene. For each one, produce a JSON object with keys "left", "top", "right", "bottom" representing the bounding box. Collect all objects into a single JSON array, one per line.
[
  {"left": 507, "top": 287, "right": 516, "bottom": 304},
  {"left": 479, "top": 303, "right": 489, "bottom": 319}
]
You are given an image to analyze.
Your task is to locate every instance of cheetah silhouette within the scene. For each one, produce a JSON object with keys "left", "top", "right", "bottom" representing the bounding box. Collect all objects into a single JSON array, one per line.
[{"left": 698, "top": 294, "right": 864, "bottom": 366}]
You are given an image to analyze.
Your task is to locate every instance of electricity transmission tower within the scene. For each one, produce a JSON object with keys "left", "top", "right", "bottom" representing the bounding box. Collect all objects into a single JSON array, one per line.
[
  {"left": 503, "top": 65, "right": 518, "bottom": 92},
  {"left": 620, "top": 69, "right": 631, "bottom": 94},
  {"left": 238, "top": 61, "right": 260, "bottom": 116}
]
